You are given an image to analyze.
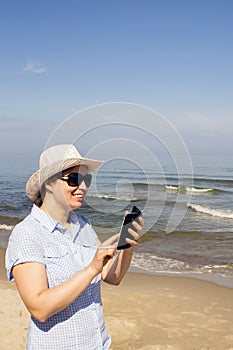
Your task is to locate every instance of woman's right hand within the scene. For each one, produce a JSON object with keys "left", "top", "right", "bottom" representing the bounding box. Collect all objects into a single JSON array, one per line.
[{"left": 89, "top": 244, "right": 116, "bottom": 275}]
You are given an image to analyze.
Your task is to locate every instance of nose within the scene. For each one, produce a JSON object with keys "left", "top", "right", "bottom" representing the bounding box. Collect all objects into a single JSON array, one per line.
[{"left": 78, "top": 180, "right": 88, "bottom": 190}]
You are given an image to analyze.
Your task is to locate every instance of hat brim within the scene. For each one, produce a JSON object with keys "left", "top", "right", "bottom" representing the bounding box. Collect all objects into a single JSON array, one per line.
[{"left": 26, "top": 157, "right": 103, "bottom": 202}]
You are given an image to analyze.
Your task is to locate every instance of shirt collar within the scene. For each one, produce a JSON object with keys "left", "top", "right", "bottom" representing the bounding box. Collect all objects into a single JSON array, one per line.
[
  {"left": 31, "top": 204, "right": 61, "bottom": 233},
  {"left": 68, "top": 210, "right": 79, "bottom": 225},
  {"left": 30, "top": 204, "right": 80, "bottom": 235}
]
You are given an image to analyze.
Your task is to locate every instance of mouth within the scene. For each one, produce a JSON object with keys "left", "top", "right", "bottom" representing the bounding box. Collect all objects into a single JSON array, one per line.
[{"left": 73, "top": 193, "right": 85, "bottom": 199}]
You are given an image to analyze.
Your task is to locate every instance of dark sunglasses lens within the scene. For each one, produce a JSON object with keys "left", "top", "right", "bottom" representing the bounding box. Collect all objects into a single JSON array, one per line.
[
  {"left": 67, "top": 173, "right": 79, "bottom": 186},
  {"left": 84, "top": 174, "right": 92, "bottom": 187},
  {"left": 67, "top": 173, "right": 92, "bottom": 187}
]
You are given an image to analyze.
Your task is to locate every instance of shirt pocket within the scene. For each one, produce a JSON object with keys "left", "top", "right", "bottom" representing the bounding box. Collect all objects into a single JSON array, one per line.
[
  {"left": 44, "top": 245, "right": 77, "bottom": 286},
  {"left": 76, "top": 241, "right": 98, "bottom": 267}
]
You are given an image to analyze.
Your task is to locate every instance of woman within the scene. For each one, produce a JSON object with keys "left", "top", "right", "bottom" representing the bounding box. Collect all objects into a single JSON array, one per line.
[{"left": 5, "top": 144, "right": 144, "bottom": 350}]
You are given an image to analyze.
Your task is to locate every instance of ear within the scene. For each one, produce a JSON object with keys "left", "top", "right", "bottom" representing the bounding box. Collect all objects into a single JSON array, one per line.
[{"left": 44, "top": 178, "right": 56, "bottom": 194}]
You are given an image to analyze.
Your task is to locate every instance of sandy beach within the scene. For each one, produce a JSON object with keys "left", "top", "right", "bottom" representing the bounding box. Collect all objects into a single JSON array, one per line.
[{"left": 1, "top": 248, "right": 233, "bottom": 350}]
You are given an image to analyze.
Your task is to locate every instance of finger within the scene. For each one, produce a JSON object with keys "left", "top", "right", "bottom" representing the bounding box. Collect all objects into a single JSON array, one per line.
[
  {"left": 131, "top": 221, "right": 142, "bottom": 236},
  {"left": 125, "top": 237, "right": 139, "bottom": 247},
  {"left": 127, "top": 228, "right": 140, "bottom": 241},
  {"left": 138, "top": 216, "right": 144, "bottom": 226},
  {"left": 98, "top": 245, "right": 116, "bottom": 254},
  {"left": 106, "top": 246, "right": 116, "bottom": 256}
]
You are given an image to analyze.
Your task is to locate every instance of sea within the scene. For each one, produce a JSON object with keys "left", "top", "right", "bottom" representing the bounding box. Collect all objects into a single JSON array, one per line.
[{"left": 1, "top": 153, "right": 233, "bottom": 288}]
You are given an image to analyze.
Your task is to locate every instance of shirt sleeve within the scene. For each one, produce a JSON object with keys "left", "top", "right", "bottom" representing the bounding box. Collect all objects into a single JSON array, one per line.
[{"left": 5, "top": 221, "right": 45, "bottom": 281}]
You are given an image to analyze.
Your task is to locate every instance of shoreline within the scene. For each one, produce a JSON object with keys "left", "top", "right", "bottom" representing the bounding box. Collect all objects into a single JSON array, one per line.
[
  {"left": 1, "top": 248, "right": 233, "bottom": 349},
  {"left": 1, "top": 247, "right": 233, "bottom": 289},
  {"left": 129, "top": 266, "right": 233, "bottom": 289}
]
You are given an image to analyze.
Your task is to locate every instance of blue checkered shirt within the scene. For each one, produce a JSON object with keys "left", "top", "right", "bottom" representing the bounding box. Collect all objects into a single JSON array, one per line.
[{"left": 6, "top": 204, "right": 111, "bottom": 350}]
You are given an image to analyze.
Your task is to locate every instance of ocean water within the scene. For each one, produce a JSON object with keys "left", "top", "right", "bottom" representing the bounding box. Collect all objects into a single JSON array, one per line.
[{"left": 1, "top": 154, "right": 233, "bottom": 287}]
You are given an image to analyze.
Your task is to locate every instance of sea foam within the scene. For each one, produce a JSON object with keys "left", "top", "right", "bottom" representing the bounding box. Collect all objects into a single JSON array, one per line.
[
  {"left": 185, "top": 186, "right": 213, "bottom": 193},
  {"left": 0, "top": 224, "right": 14, "bottom": 231},
  {"left": 188, "top": 203, "right": 233, "bottom": 219},
  {"left": 87, "top": 193, "right": 139, "bottom": 201}
]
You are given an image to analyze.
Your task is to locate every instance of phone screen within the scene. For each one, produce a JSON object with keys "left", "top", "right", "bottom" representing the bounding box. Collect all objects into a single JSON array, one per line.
[{"left": 117, "top": 206, "right": 142, "bottom": 250}]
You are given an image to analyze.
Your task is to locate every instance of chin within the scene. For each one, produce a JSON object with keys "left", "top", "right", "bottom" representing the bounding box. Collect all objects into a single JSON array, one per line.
[{"left": 70, "top": 201, "right": 83, "bottom": 210}]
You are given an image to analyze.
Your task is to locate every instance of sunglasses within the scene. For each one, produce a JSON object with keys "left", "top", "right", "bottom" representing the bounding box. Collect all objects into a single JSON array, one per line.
[{"left": 61, "top": 173, "right": 92, "bottom": 188}]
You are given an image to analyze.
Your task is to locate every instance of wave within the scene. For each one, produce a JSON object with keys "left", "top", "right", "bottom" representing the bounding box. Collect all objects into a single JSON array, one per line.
[
  {"left": 113, "top": 180, "right": 230, "bottom": 195},
  {"left": 185, "top": 186, "right": 214, "bottom": 194},
  {"left": 165, "top": 185, "right": 180, "bottom": 192},
  {"left": 87, "top": 194, "right": 140, "bottom": 202},
  {"left": 192, "top": 176, "right": 233, "bottom": 185},
  {"left": 0, "top": 224, "right": 14, "bottom": 231},
  {"left": 187, "top": 203, "right": 233, "bottom": 219},
  {"left": 0, "top": 205, "right": 17, "bottom": 210},
  {"left": 165, "top": 185, "right": 214, "bottom": 194}
]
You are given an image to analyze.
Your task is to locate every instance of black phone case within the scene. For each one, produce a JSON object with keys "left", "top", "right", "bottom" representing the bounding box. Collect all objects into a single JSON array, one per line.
[{"left": 117, "top": 206, "right": 142, "bottom": 250}]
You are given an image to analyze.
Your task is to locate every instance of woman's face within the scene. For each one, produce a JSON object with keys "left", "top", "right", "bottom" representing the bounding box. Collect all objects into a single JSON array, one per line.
[{"left": 50, "top": 165, "right": 90, "bottom": 210}]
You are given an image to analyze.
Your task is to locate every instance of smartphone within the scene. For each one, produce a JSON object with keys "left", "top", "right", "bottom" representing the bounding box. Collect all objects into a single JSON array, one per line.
[{"left": 117, "top": 206, "right": 142, "bottom": 250}]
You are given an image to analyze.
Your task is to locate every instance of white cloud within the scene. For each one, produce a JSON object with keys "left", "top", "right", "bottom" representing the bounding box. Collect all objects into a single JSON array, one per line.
[
  {"left": 173, "top": 111, "right": 233, "bottom": 155},
  {"left": 175, "top": 112, "right": 233, "bottom": 136},
  {"left": 23, "top": 62, "right": 47, "bottom": 74}
]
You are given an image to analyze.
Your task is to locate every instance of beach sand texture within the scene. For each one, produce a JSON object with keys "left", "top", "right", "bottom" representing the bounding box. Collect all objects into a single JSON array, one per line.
[{"left": 1, "top": 248, "right": 233, "bottom": 350}]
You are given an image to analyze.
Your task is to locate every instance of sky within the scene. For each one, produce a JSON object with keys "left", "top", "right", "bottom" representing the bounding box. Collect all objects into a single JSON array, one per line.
[{"left": 1, "top": 0, "right": 233, "bottom": 159}]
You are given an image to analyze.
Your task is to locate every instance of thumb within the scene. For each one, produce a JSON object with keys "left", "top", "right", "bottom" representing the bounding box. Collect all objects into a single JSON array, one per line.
[{"left": 102, "top": 233, "right": 119, "bottom": 246}]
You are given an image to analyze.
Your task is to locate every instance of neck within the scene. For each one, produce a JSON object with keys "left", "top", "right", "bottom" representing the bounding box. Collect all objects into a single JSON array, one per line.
[{"left": 40, "top": 198, "right": 71, "bottom": 227}]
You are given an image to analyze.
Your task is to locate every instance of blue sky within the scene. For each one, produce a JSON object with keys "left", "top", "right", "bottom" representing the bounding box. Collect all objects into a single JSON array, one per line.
[{"left": 1, "top": 0, "right": 233, "bottom": 157}]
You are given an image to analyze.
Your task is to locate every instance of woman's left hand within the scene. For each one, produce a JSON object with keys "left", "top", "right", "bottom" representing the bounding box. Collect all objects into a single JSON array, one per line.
[
  {"left": 126, "top": 215, "right": 144, "bottom": 247},
  {"left": 100, "top": 214, "right": 144, "bottom": 249},
  {"left": 100, "top": 215, "right": 144, "bottom": 284}
]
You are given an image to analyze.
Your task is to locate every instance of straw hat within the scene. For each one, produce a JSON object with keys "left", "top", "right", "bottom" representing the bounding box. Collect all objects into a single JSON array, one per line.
[{"left": 26, "top": 144, "right": 103, "bottom": 202}]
